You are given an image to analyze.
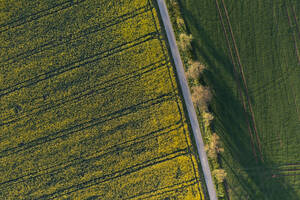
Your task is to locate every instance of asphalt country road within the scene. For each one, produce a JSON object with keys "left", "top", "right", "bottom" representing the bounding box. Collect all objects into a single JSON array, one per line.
[{"left": 156, "top": 0, "right": 218, "bottom": 199}]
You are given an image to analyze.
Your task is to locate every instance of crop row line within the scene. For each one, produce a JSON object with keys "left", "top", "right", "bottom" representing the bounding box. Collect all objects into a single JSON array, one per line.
[
  {"left": 259, "top": 171, "right": 300, "bottom": 179},
  {"left": 0, "top": 4, "right": 152, "bottom": 65},
  {"left": 276, "top": 168, "right": 300, "bottom": 172},
  {"left": 241, "top": 164, "right": 300, "bottom": 172},
  {"left": 0, "top": 59, "right": 168, "bottom": 128},
  {"left": 291, "top": 4, "right": 300, "bottom": 41},
  {"left": 37, "top": 149, "right": 189, "bottom": 199},
  {"left": 231, "top": 166, "right": 300, "bottom": 182},
  {"left": 272, "top": 173, "right": 300, "bottom": 178},
  {"left": 244, "top": 162, "right": 300, "bottom": 171},
  {"left": 285, "top": 2, "right": 300, "bottom": 65},
  {"left": 126, "top": 178, "right": 198, "bottom": 200},
  {"left": 223, "top": 180, "right": 250, "bottom": 200},
  {"left": 0, "top": 32, "right": 160, "bottom": 98},
  {"left": 0, "top": 0, "right": 86, "bottom": 34},
  {"left": 248, "top": 64, "right": 298, "bottom": 98},
  {"left": 0, "top": 92, "right": 176, "bottom": 158},
  {"left": 216, "top": 0, "right": 263, "bottom": 162},
  {"left": 0, "top": 121, "right": 183, "bottom": 188}
]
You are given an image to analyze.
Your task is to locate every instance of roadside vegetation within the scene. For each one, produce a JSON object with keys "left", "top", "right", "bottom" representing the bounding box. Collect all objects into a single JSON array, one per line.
[
  {"left": 0, "top": 0, "right": 205, "bottom": 199},
  {"left": 165, "top": 0, "right": 227, "bottom": 199}
]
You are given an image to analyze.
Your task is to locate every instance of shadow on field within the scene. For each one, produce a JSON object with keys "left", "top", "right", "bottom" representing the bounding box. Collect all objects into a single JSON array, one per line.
[{"left": 178, "top": 2, "right": 298, "bottom": 199}]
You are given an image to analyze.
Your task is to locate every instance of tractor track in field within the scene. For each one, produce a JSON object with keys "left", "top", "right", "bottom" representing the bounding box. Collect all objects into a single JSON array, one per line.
[
  {"left": 249, "top": 65, "right": 297, "bottom": 97},
  {"left": 277, "top": 168, "right": 300, "bottom": 172},
  {"left": 233, "top": 163, "right": 300, "bottom": 180},
  {"left": 215, "top": 0, "right": 258, "bottom": 162},
  {"left": 0, "top": 122, "right": 183, "bottom": 188},
  {"left": 285, "top": 2, "right": 300, "bottom": 65},
  {"left": 273, "top": 173, "right": 300, "bottom": 177},
  {"left": 37, "top": 149, "right": 189, "bottom": 199},
  {"left": 0, "top": 92, "right": 177, "bottom": 158},
  {"left": 0, "top": 59, "right": 167, "bottom": 128},
  {"left": 291, "top": 5, "right": 300, "bottom": 41},
  {"left": 255, "top": 163, "right": 300, "bottom": 169},
  {"left": 216, "top": 0, "right": 263, "bottom": 162},
  {"left": 220, "top": 0, "right": 263, "bottom": 162},
  {"left": 284, "top": 1, "right": 300, "bottom": 121},
  {"left": 0, "top": 32, "right": 160, "bottom": 98},
  {"left": 0, "top": 0, "right": 87, "bottom": 34},
  {"left": 0, "top": 5, "right": 152, "bottom": 65},
  {"left": 272, "top": 163, "right": 300, "bottom": 178},
  {"left": 126, "top": 178, "right": 198, "bottom": 200}
]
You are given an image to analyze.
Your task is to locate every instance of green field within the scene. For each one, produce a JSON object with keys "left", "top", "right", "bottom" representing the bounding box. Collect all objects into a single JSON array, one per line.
[
  {"left": 177, "top": 0, "right": 300, "bottom": 199},
  {"left": 0, "top": 0, "right": 206, "bottom": 199}
]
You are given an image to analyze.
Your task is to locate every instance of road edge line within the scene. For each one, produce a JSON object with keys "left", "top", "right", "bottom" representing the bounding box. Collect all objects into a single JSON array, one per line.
[{"left": 156, "top": 0, "right": 218, "bottom": 199}]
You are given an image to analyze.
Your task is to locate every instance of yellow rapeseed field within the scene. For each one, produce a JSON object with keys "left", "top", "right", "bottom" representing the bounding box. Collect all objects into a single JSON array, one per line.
[{"left": 0, "top": 0, "right": 205, "bottom": 199}]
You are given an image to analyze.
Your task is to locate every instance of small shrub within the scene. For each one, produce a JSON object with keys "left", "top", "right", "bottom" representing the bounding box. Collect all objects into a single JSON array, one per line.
[
  {"left": 205, "top": 133, "right": 224, "bottom": 159},
  {"left": 191, "top": 85, "right": 212, "bottom": 111},
  {"left": 178, "top": 33, "right": 193, "bottom": 51},
  {"left": 169, "top": 0, "right": 178, "bottom": 7},
  {"left": 186, "top": 60, "right": 206, "bottom": 80},
  {"left": 176, "top": 17, "right": 185, "bottom": 29},
  {"left": 213, "top": 169, "right": 227, "bottom": 183},
  {"left": 203, "top": 111, "right": 214, "bottom": 127}
]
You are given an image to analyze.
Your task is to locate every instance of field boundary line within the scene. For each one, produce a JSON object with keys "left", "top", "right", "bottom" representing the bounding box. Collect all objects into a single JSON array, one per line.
[
  {"left": 220, "top": 0, "right": 263, "bottom": 162},
  {"left": 156, "top": 0, "right": 217, "bottom": 199}
]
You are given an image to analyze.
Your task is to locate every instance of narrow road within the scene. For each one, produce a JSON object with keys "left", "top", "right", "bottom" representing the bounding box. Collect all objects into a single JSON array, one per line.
[{"left": 156, "top": 0, "right": 217, "bottom": 199}]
